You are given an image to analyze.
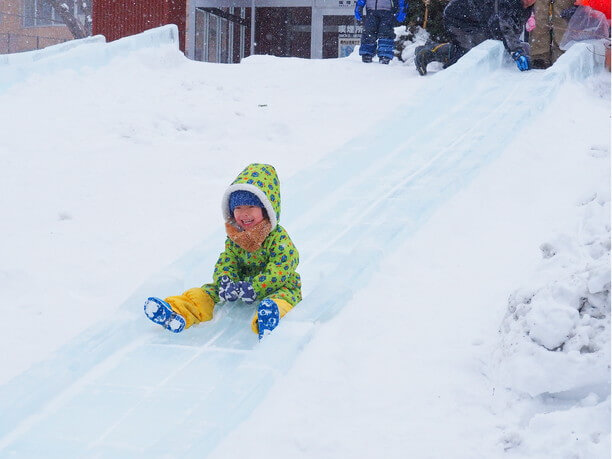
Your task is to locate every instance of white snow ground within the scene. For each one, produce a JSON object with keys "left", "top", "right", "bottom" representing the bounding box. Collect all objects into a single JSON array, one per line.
[{"left": 0, "top": 25, "right": 609, "bottom": 458}]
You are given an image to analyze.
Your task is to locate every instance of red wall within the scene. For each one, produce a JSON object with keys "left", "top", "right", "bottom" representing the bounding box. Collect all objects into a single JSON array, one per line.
[{"left": 93, "top": 0, "right": 187, "bottom": 52}]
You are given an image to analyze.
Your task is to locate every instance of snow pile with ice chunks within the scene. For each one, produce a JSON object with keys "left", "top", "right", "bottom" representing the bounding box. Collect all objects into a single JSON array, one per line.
[
  {"left": 490, "top": 143, "right": 610, "bottom": 458},
  {"left": 395, "top": 25, "right": 431, "bottom": 64},
  {"left": 496, "top": 177, "right": 610, "bottom": 397}
]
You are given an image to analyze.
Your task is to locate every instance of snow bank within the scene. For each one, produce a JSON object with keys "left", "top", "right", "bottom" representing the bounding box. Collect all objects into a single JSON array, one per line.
[
  {"left": 490, "top": 43, "right": 610, "bottom": 402},
  {"left": 0, "top": 24, "right": 179, "bottom": 94},
  {"left": 500, "top": 396, "right": 610, "bottom": 458},
  {"left": 395, "top": 25, "right": 430, "bottom": 64},
  {"left": 496, "top": 187, "right": 610, "bottom": 396},
  {"left": 493, "top": 138, "right": 610, "bottom": 457}
]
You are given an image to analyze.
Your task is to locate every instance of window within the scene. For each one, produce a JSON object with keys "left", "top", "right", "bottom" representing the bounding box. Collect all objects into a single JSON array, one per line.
[
  {"left": 196, "top": 7, "right": 248, "bottom": 63},
  {"left": 23, "top": 0, "right": 85, "bottom": 27}
]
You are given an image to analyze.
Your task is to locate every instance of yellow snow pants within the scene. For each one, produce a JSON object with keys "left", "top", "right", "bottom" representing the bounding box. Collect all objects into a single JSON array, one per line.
[{"left": 165, "top": 288, "right": 293, "bottom": 335}]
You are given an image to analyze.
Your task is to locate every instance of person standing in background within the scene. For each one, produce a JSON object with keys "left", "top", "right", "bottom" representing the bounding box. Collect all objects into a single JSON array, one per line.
[
  {"left": 355, "top": 0, "right": 408, "bottom": 64},
  {"left": 529, "top": 0, "right": 576, "bottom": 68}
]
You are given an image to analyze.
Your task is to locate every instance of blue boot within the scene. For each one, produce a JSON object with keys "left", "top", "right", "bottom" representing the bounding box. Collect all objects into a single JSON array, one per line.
[
  {"left": 257, "top": 299, "right": 280, "bottom": 340},
  {"left": 144, "top": 297, "right": 186, "bottom": 333}
]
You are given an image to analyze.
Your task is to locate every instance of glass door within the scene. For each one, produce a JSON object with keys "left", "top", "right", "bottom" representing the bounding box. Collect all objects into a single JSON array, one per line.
[
  {"left": 323, "top": 14, "right": 362, "bottom": 58},
  {"left": 195, "top": 7, "right": 247, "bottom": 63}
]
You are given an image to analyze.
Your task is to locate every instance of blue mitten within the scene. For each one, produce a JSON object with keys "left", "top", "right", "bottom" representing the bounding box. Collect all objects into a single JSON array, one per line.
[
  {"left": 395, "top": 0, "right": 408, "bottom": 22},
  {"left": 237, "top": 281, "right": 257, "bottom": 304},
  {"left": 354, "top": 0, "right": 366, "bottom": 21},
  {"left": 512, "top": 50, "right": 531, "bottom": 71},
  {"left": 219, "top": 275, "right": 239, "bottom": 302}
]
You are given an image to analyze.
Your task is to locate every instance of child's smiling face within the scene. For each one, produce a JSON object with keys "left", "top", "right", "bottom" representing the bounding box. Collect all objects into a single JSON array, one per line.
[{"left": 233, "top": 205, "right": 264, "bottom": 230}]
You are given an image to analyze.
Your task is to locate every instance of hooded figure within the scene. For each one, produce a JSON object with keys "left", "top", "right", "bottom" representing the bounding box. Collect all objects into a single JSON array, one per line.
[{"left": 144, "top": 163, "right": 302, "bottom": 339}]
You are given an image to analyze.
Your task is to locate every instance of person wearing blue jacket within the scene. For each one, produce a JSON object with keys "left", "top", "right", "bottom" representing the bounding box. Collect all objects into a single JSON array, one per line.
[
  {"left": 414, "top": 0, "right": 536, "bottom": 75},
  {"left": 355, "top": 0, "right": 408, "bottom": 64}
]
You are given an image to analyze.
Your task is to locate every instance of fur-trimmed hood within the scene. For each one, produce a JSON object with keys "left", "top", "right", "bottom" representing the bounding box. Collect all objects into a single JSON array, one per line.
[{"left": 221, "top": 163, "right": 281, "bottom": 228}]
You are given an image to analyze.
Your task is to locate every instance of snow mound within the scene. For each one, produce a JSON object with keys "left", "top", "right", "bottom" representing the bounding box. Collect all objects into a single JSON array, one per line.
[
  {"left": 495, "top": 172, "right": 610, "bottom": 397},
  {"left": 395, "top": 25, "right": 430, "bottom": 64},
  {"left": 0, "top": 24, "right": 180, "bottom": 94},
  {"left": 491, "top": 144, "right": 610, "bottom": 458}
]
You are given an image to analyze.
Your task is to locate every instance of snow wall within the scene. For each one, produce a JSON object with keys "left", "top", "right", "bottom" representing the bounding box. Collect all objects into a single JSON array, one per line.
[{"left": 0, "top": 24, "right": 179, "bottom": 94}]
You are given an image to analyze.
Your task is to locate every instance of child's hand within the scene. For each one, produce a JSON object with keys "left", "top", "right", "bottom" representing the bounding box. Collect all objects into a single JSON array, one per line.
[
  {"left": 395, "top": 0, "right": 408, "bottom": 23},
  {"left": 512, "top": 50, "right": 531, "bottom": 71},
  {"left": 237, "top": 281, "right": 257, "bottom": 304},
  {"left": 354, "top": 0, "right": 365, "bottom": 21},
  {"left": 219, "top": 275, "right": 239, "bottom": 302}
]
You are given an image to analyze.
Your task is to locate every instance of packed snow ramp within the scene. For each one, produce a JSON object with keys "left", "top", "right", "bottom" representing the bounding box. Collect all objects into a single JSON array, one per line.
[{"left": 0, "top": 32, "right": 605, "bottom": 457}]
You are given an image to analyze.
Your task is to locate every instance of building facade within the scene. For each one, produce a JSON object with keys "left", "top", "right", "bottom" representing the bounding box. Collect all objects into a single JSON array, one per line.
[
  {"left": 0, "top": 0, "right": 83, "bottom": 54},
  {"left": 93, "top": 1, "right": 187, "bottom": 53},
  {"left": 91, "top": 0, "right": 362, "bottom": 62},
  {"left": 187, "top": 0, "right": 362, "bottom": 62},
  {"left": 2, "top": 0, "right": 363, "bottom": 60}
]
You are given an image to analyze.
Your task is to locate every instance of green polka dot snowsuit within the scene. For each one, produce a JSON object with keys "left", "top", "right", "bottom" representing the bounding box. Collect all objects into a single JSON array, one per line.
[{"left": 202, "top": 164, "right": 302, "bottom": 306}]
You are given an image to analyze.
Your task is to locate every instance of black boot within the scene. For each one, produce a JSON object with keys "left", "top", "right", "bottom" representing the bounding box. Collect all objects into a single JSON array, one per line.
[
  {"left": 414, "top": 42, "right": 451, "bottom": 76},
  {"left": 379, "top": 56, "right": 391, "bottom": 65},
  {"left": 362, "top": 54, "right": 373, "bottom": 63},
  {"left": 531, "top": 58, "right": 551, "bottom": 69}
]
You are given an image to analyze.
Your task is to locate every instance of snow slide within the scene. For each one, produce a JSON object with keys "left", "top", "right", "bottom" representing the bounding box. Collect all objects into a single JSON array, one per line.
[{"left": 0, "top": 30, "right": 606, "bottom": 457}]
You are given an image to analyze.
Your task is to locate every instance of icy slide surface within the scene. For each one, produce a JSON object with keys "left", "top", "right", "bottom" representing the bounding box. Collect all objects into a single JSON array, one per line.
[{"left": 0, "top": 30, "right": 604, "bottom": 457}]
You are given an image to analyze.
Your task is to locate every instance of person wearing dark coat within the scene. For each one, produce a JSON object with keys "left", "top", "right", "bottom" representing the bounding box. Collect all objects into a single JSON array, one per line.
[{"left": 415, "top": 0, "right": 536, "bottom": 75}]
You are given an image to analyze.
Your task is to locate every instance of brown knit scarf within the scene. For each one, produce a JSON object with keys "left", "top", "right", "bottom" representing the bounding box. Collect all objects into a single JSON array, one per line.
[{"left": 225, "top": 218, "right": 272, "bottom": 253}]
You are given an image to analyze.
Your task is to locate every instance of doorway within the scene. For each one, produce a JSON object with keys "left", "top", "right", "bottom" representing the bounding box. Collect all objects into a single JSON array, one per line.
[{"left": 195, "top": 7, "right": 249, "bottom": 63}]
